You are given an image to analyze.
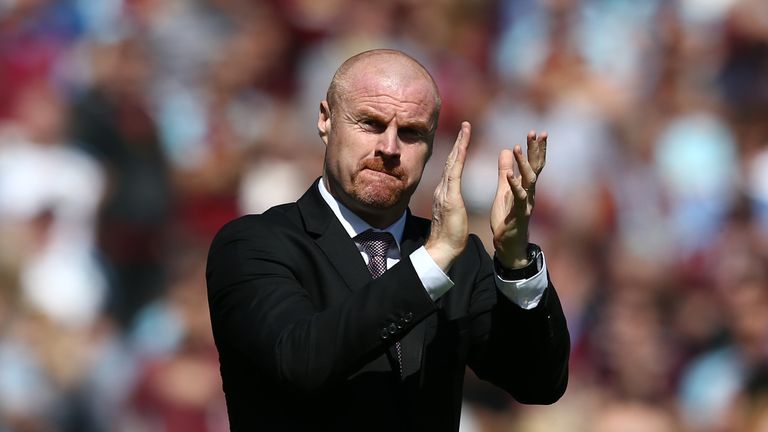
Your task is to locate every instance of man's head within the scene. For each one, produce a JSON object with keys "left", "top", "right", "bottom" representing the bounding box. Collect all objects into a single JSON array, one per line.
[{"left": 318, "top": 49, "right": 441, "bottom": 228}]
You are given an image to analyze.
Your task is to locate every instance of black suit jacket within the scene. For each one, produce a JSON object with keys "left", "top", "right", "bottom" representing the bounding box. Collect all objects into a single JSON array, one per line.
[{"left": 206, "top": 180, "right": 569, "bottom": 431}]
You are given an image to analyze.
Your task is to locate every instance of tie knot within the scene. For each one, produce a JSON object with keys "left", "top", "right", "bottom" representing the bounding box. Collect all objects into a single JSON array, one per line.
[{"left": 355, "top": 230, "right": 395, "bottom": 258}]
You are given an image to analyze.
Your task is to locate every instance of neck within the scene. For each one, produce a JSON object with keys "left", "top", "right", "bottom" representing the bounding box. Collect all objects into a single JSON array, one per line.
[{"left": 351, "top": 205, "right": 403, "bottom": 229}]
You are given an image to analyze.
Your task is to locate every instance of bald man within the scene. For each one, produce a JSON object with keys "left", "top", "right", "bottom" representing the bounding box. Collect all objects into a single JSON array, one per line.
[{"left": 206, "top": 49, "right": 569, "bottom": 431}]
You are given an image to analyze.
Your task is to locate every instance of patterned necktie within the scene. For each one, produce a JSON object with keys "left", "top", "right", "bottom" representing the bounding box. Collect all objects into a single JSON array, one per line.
[
  {"left": 356, "top": 230, "right": 394, "bottom": 278},
  {"left": 355, "top": 230, "right": 403, "bottom": 377}
]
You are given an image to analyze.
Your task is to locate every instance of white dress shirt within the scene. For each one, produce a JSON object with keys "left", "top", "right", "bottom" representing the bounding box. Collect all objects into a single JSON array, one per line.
[{"left": 318, "top": 180, "right": 547, "bottom": 309}]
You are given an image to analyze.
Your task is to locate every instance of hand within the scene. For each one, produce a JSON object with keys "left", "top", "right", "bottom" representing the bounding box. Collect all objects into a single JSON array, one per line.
[
  {"left": 491, "top": 131, "right": 547, "bottom": 269},
  {"left": 425, "top": 122, "right": 471, "bottom": 272}
]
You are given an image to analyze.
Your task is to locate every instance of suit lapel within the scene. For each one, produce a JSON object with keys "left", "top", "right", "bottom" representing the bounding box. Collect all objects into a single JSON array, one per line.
[{"left": 297, "top": 179, "right": 372, "bottom": 292}]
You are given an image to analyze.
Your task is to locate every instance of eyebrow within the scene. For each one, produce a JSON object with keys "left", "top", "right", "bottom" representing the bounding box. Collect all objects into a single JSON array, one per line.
[{"left": 399, "top": 120, "right": 432, "bottom": 135}]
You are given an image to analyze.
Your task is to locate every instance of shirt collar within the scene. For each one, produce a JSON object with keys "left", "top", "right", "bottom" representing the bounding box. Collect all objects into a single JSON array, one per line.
[{"left": 317, "top": 178, "right": 406, "bottom": 248}]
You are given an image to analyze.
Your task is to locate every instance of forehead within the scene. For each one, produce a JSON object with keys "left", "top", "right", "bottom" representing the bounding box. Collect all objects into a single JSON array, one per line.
[{"left": 339, "top": 60, "right": 439, "bottom": 123}]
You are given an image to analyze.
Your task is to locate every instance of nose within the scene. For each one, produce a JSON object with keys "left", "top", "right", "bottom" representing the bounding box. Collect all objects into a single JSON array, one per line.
[{"left": 376, "top": 125, "right": 401, "bottom": 159}]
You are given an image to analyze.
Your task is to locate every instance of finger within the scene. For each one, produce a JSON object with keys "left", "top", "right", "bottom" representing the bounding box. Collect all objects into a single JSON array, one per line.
[
  {"left": 443, "top": 121, "right": 471, "bottom": 190},
  {"left": 494, "top": 148, "right": 516, "bottom": 199},
  {"left": 513, "top": 144, "right": 537, "bottom": 190},
  {"left": 497, "top": 147, "right": 516, "bottom": 181},
  {"left": 506, "top": 171, "right": 528, "bottom": 210},
  {"left": 527, "top": 130, "right": 547, "bottom": 175}
]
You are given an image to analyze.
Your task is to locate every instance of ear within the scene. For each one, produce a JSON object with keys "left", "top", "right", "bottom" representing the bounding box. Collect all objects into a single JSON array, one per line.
[{"left": 317, "top": 100, "right": 331, "bottom": 146}]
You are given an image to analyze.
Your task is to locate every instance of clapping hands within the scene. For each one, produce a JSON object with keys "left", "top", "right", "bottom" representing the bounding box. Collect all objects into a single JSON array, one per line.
[{"left": 425, "top": 123, "right": 547, "bottom": 271}]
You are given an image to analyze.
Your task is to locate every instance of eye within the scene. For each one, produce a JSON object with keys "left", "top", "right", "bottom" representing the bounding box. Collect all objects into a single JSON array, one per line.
[
  {"left": 360, "top": 118, "right": 384, "bottom": 132},
  {"left": 398, "top": 127, "right": 425, "bottom": 143}
]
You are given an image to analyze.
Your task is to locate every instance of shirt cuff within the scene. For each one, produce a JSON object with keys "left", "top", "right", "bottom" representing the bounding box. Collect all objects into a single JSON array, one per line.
[
  {"left": 410, "top": 246, "right": 454, "bottom": 301},
  {"left": 495, "top": 253, "right": 548, "bottom": 310}
]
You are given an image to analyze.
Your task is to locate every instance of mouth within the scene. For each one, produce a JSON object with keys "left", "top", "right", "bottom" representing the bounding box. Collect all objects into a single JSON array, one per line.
[{"left": 362, "top": 168, "right": 399, "bottom": 179}]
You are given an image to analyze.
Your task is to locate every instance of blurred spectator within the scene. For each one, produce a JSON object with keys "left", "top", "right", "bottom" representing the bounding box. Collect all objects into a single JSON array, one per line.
[
  {"left": 70, "top": 35, "right": 171, "bottom": 328},
  {"left": 125, "top": 245, "right": 226, "bottom": 432},
  {"left": 679, "top": 252, "right": 768, "bottom": 431},
  {"left": 0, "top": 0, "right": 82, "bottom": 119},
  {"left": 157, "top": 15, "right": 295, "bottom": 239},
  {"left": 0, "top": 83, "right": 105, "bottom": 329},
  {"left": 653, "top": 109, "right": 739, "bottom": 256}
]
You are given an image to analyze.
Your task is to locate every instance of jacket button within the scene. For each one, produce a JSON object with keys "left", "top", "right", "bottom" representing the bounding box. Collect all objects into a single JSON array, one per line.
[
  {"left": 403, "top": 312, "right": 414, "bottom": 323},
  {"left": 397, "top": 317, "right": 406, "bottom": 328},
  {"left": 388, "top": 323, "right": 398, "bottom": 335},
  {"left": 380, "top": 328, "right": 390, "bottom": 339}
]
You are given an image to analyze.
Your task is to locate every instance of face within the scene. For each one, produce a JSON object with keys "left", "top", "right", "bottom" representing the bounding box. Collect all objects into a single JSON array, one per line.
[{"left": 318, "top": 61, "right": 438, "bottom": 227}]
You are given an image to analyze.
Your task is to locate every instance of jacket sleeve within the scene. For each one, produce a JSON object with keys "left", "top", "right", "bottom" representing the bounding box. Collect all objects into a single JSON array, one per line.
[
  {"left": 464, "top": 235, "right": 570, "bottom": 404},
  {"left": 206, "top": 216, "right": 436, "bottom": 396}
]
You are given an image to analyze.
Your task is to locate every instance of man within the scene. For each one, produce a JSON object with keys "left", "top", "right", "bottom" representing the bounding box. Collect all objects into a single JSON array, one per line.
[{"left": 206, "top": 49, "right": 569, "bottom": 431}]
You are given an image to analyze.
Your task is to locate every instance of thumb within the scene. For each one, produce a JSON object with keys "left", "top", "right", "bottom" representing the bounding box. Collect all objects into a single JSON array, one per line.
[{"left": 496, "top": 149, "right": 515, "bottom": 197}]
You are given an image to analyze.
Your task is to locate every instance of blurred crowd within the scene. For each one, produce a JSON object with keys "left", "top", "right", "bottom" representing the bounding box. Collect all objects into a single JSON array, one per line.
[{"left": 0, "top": 0, "right": 766, "bottom": 431}]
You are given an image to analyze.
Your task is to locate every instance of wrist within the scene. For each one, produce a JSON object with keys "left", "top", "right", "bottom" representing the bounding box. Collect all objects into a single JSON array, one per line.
[
  {"left": 494, "top": 244, "right": 543, "bottom": 279},
  {"left": 424, "top": 242, "right": 459, "bottom": 272},
  {"left": 494, "top": 244, "right": 529, "bottom": 269}
]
